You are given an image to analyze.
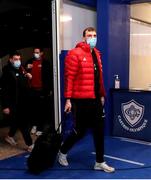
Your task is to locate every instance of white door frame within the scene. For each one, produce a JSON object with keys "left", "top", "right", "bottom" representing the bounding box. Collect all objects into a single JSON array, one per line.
[{"left": 51, "top": 0, "right": 61, "bottom": 130}]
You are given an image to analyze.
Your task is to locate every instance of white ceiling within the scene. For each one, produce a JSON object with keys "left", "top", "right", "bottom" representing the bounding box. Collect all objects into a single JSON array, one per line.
[{"left": 131, "top": 3, "right": 151, "bottom": 23}]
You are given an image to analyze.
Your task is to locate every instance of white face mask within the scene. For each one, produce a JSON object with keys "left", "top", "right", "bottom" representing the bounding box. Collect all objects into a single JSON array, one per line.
[
  {"left": 12, "top": 60, "right": 21, "bottom": 69},
  {"left": 34, "top": 53, "right": 40, "bottom": 59}
]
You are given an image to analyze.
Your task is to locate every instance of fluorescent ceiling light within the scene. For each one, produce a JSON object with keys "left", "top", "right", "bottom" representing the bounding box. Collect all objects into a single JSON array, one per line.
[{"left": 60, "top": 15, "right": 72, "bottom": 22}]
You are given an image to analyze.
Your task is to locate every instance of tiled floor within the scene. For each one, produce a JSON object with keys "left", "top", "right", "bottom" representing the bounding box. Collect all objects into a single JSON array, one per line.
[{"left": 0, "top": 127, "right": 37, "bottom": 160}]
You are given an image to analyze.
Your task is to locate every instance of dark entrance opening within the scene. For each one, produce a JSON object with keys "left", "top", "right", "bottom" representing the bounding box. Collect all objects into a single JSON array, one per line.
[
  {"left": 0, "top": 0, "right": 54, "bottom": 130},
  {"left": 0, "top": 0, "right": 52, "bottom": 55}
]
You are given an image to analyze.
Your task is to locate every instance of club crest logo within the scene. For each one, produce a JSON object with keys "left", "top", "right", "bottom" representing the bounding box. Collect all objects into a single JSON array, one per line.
[{"left": 121, "top": 99, "right": 144, "bottom": 127}]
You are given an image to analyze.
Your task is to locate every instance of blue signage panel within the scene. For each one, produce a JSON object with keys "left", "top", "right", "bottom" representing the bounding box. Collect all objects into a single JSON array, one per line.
[{"left": 112, "top": 91, "right": 151, "bottom": 142}]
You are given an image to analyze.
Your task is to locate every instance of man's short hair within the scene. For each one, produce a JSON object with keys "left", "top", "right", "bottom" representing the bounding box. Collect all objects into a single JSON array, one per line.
[
  {"left": 83, "top": 27, "right": 96, "bottom": 37},
  {"left": 33, "top": 47, "right": 43, "bottom": 52},
  {"left": 9, "top": 51, "right": 21, "bottom": 58}
]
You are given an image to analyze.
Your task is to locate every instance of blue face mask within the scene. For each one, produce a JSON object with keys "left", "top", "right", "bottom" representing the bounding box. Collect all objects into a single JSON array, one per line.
[
  {"left": 86, "top": 37, "right": 97, "bottom": 49},
  {"left": 12, "top": 60, "right": 21, "bottom": 69}
]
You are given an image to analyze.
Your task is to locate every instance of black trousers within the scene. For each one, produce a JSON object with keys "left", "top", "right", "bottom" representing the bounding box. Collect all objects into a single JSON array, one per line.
[
  {"left": 29, "top": 89, "right": 45, "bottom": 131},
  {"left": 29, "top": 89, "right": 54, "bottom": 131},
  {"left": 60, "top": 99, "right": 104, "bottom": 163},
  {"left": 8, "top": 104, "right": 32, "bottom": 146}
]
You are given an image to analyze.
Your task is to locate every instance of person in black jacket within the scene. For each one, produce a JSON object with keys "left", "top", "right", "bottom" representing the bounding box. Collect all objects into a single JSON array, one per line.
[
  {"left": 1, "top": 51, "right": 34, "bottom": 152},
  {"left": 26, "top": 47, "right": 53, "bottom": 136}
]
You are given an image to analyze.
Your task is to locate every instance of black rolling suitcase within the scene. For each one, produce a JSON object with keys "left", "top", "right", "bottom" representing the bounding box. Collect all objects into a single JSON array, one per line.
[{"left": 27, "top": 125, "right": 62, "bottom": 174}]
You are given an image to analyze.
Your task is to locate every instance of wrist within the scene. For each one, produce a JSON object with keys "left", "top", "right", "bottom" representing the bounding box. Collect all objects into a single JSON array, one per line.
[{"left": 66, "top": 99, "right": 71, "bottom": 103}]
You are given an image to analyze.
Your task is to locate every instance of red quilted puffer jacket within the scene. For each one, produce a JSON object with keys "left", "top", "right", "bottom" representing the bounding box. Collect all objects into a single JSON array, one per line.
[{"left": 64, "top": 42, "right": 106, "bottom": 99}]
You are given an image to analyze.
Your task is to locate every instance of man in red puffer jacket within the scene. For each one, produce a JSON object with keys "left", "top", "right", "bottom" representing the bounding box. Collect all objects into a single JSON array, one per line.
[{"left": 58, "top": 27, "right": 115, "bottom": 173}]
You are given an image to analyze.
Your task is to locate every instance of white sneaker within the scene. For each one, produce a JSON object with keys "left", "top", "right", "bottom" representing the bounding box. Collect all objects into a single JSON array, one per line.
[
  {"left": 94, "top": 162, "right": 115, "bottom": 173},
  {"left": 58, "top": 151, "right": 69, "bottom": 166},
  {"left": 36, "top": 131, "right": 43, "bottom": 136},
  {"left": 5, "top": 136, "right": 17, "bottom": 146},
  {"left": 31, "top": 126, "right": 37, "bottom": 134},
  {"left": 27, "top": 144, "right": 35, "bottom": 152}
]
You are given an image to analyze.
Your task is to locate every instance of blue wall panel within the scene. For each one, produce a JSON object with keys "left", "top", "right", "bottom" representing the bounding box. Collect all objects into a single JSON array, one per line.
[
  {"left": 60, "top": 50, "right": 68, "bottom": 122},
  {"left": 71, "top": 0, "right": 97, "bottom": 8},
  {"left": 97, "top": 0, "right": 130, "bottom": 135},
  {"left": 71, "top": 0, "right": 151, "bottom": 7},
  {"left": 108, "top": 2, "right": 130, "bottom": 89}
]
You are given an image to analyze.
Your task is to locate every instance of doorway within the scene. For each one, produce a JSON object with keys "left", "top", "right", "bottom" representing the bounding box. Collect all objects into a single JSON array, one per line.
[{"left": 0, "top": 0, "right": 55, "bottom": 159}]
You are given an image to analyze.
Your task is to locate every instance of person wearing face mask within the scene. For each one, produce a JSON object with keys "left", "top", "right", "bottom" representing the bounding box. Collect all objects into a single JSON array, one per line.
[
  {"left": 58, "top": 27, "right": 115, "bottom": 172},
  {"left": 1, "top": 51, "right": 34, "bottom": 152},
  {"left": 25, "top": 47, "right": 53, "bottom": 136}
]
